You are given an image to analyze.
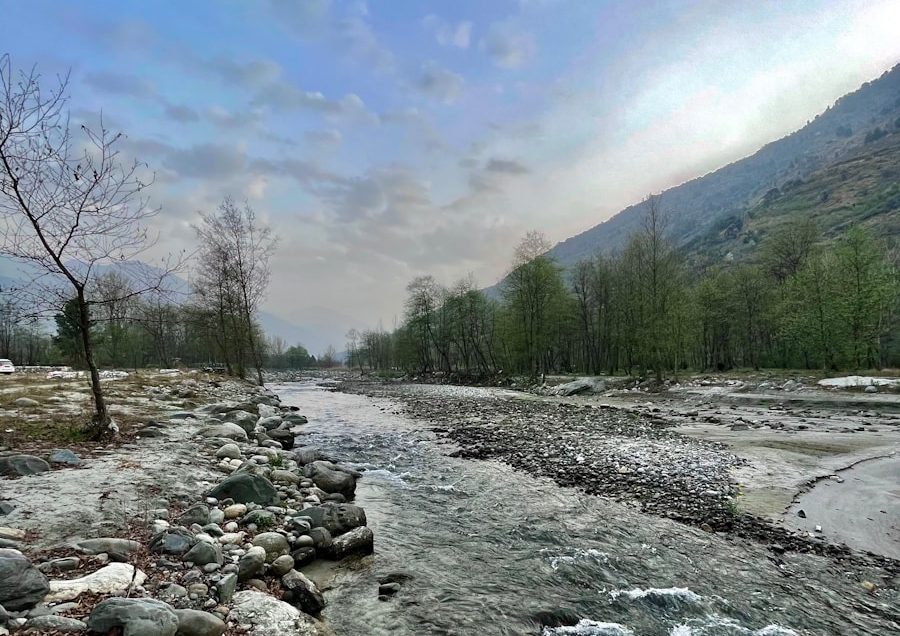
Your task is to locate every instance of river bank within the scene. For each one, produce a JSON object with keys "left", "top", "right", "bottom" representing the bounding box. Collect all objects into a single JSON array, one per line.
[
  {"left": 334, "top": 376, "right": 899, "bottom": 569},
  {"left": 0, "top": 371, "right": 374, "bottom": 635}
]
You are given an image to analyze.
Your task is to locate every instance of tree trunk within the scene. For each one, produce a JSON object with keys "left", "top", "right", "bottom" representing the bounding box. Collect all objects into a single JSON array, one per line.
[{"left": 76, "top": 290, "right": 111, "bottom": 437}]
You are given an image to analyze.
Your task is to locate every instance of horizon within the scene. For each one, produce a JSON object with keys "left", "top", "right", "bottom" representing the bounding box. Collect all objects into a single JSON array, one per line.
[{"left": 3, "top": 0, "right": 900, "bottom": 353}]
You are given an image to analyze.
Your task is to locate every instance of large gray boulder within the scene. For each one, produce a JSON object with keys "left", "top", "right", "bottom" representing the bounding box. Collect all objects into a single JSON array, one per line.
[
  {"left": 206, "top": 473, "right": 278, "bottom": 506},
  {"left": 230, "top": 590, "right": 320, "bottom": 636},
  {"left": 238, "top": 546, "right": 266, "bottom": 581},
  {"left": 251, "top": 532, "right": 289, "bottom": 563},
  {"left": 87, "top": 597, "right": 179, "bottom": 636},
  {"left": 0, "top": 455, "right": 51, "bottom": 477},
  {"left": 281, "top": 569, "right": 325, "bottom": 615},
  {"left": 197, "top": 423, "right": 248, "bottom": 442},
  {"left": 177, "top": 504, "right": 210, "bottom": 527},
  {"left": 174, "top": 609, "right": 226, "bottom": 636},
  {"left": 149, "top": 528, "right": 196, "bottom": 555},
  {"left": 306, "top": 462, "right": 356, "bottom": 498},
  {"left": 299, "top": 503, "right": 366, "bottom": 536},
  {"left": 48, "top": 449, "right": 82, "bottom": 466},
  {"left": 183, "top": 541, "right": 222, "bottom": 567},
  {"left": 327, "top": 526, "right": 374, "bottom": 560},
  {"left": 224, "top": 410, "right": 257, "bottom": 433},
  {"left": 0, "top": 549, "right": 50, "bottom": 610}
]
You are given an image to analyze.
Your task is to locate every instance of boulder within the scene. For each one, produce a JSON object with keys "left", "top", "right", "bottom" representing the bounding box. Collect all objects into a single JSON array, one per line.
[
  {"left": 0, "top": 455, "right": 51, "bottom": 477},
  {"left": 22, "top": 615, "right": 87, "bottom": 632},
  {"left": 224, "top": 410, "right": 257, "bottom": 433},
  {"left": 150, "top": 528, "right": 196, "bottom": 555},
  {"left": 306, "top": 463, "right": 356, "bottom": 498},
  {"left": 214, "top": 444, "right": 242, "bottom": 460},
  {"left": 0, "top": 549, "right": 50, "bottom": 611},
  {"left": 48, "top": 449, "right": 82, "bottom": 466},
  {"left": 12, "top": 397, "right": 40, "bottom": 407},
  {"left": 268, "top": 429, "right": 295, "bottom": 450},
  {"left": 283, "top": 414, "right": 308, "bottom": 426},
  {"left": 46, "top": 563, "right": 146, "bottom": 602},
  {"left": 290, "top": 546, "right": 316, "bottom": 568},
  {"left": 281, "top": 569, "right": 325, "bottom": 615},
  {"left": 293, "top": 447, "right": 320, "bottom": 465},
  {"left": 174, "top": 609, "right": 226, "bottom": 636},
  {"left": 207, "top": 473, "right": 278, "bottom": 506},
  {"left": 216, "top": 573, "right": 238, "bottom": 604},
  {"left": 183, "top": 541, "right": 222, "bottom": 567},
  {"left": 252, "top": 532, "right": 290, "bottom": 562},
  {"left": 240, "top": 509, "right": 276, "bottom": 528},
  {"left": 269, "top": 554, "right": 294, "bottom": 577},
  {"left": 327, "top": 526, "right": 374, "bottom": 560},
  {"left": 87, "top": 598, "right": 178, "bottom": 636},
  {"left": 197, "top": 423, "right": 248, "bottom": 442},
  {"left": 74, "top": 538, "right": 141, "bottom": 556},
  {"left": 229, "top": 590, "right": 320, "bottom": 636},
  {"left": 177, "top": 504, "right": 210, "bottom": 527},
  {"left": 271, "top": 470, "right": 300, "bottom": 485},
  {"left": 238, "top": 546, "right": 266, "bottom": 581},
  {"left": 301, "top": 504, "right": 366, "bottom": 536},
  {"left": 257, "top": 416, "right": 283, "bottom": 431}
]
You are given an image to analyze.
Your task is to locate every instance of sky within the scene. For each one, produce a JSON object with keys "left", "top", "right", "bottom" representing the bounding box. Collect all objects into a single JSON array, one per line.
[{"left": 2, "top": 0, "right": 899, "bottom": 352}]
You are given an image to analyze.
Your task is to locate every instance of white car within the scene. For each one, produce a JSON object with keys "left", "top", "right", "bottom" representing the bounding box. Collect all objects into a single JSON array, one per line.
[{"left": 0, "top": 359, "right": 15, "bottom": 374}]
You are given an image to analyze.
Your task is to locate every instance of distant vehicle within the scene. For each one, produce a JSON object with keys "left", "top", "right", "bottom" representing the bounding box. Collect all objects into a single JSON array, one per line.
[{"left": 0, "top": 359, "right": 15, "bottom": 374}]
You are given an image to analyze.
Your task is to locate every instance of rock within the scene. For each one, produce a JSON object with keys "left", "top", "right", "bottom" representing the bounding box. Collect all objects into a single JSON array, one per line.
[
  {"left": 198, "top": 423, "right": 248, "bottom": 442},
  {"left": 270, "top": 555, "right": 295, "bottom": 576},
  {"left": 223, "top": 410, "right": 257, "bottom": 433},
  {"left": 46, "top": 563, "right": 146, "bottom": 602},
  {"left": 216, "top": 573, "right": 238, "bottom": 604},
  {"left": 47, "top": 449, "right": 82, "bottom": 466},
  {"left": 306, "top": 462, "right": 356, "bottom": 498},
  {"left": 270, "top": 470, "right": 300, "bottom": 486},
  {"left": 37, "top": 556, "right": 80, "bottom": 573},
  {"left": 283, "top": 414, "right": 308, "bottom": 426},
  {"left": 864, "top": 385, "right": 878, "bottom": 393},
  {"left": 87, "top": 597, "right": 179, "bottom": 636},
  {"left": 257, "top": 416, "right": 283, "bottom": 431},
  {"left": 150, "top": 528, "right": 196, "bottom": 555},
  {"left": 183, "top": 541, "right": 222, "bottom": 567},
  {"left": 252, "top": 532, "right": 290, "bottom": 562},
  {"left": 229, "top": 590, "right": 320, "bottom": 636},
  {"left": 178, "top": 504, "right": 210, "bottom": 527},
  {"left": 292, "top": 448, "right": 320, "bottom": 465},
  {"left": 378, "top": 582, "right": 401, "bottom": 596},
  {"left": 301, "top": 503, "right": 366, "bottom": 536},
  {"left": 290, "top": 546, "right": 316, "bottom": 568},
  {"left": 74, "top": 537, "right": 141, "bottom": 556},
  {"left": 223, "top": 503, "right": 247, "bottom": 519},
  {"left": 238, "top": 546, "right": 266, "bottom": 581},
  {"left": 208, "top": 509, "right": 225, "bottom": 524},
  {"left": 553, "top": 378, "right": 604, "bottom": 396},
  {"left": 0, "top": 528, "right": 24, "bottom": 542},
  {"left": 174, "top": 609, "right": 225, "bottom": 636},
  {"left": 0, "top": 549, "right": 50, "bottom": 611},
  {"left": 12, "top": 398, "right": 40, "bottom": 407},
  {"left": 307, "top": 528, "right": 332, "bottom": 551},
  {"left": 0, "top": 502, "right": 14, "bottom": 515},
  {"left": 326, "top": 526, "right": 374, "bottom": 560},
  {"left": 0, "top": 455, "right": 51, "bottom": 477},
  {"left": 241, "top": 509, "right": 276, "bottom": 528},
  {"left": 207, "top": 473, "right": 278, "bottom": 506},
  {"left": 268, "top": 430, "right": 295, "bottom": 450},
  {"left": 281, "top": 569, "right": 325, "bottom": 615},
  {"left": 215, "top": 444, "right": 242, "bottom": 460},
  {"left": 22, "top": 615, "right": 87, "bottom": 632},
  {"left": 797, "top": 509, "right": 806, "bottom": 519}
]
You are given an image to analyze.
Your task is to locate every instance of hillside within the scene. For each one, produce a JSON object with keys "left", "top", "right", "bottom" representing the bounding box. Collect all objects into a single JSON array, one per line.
[{"left": 545, "top": 64, "right": 900, "bottom": 270}]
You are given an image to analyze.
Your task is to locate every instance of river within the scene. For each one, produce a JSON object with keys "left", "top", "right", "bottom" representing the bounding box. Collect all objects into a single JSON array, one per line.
[{"left": 271, "top": 380, "right": 898, "bottom": 636}]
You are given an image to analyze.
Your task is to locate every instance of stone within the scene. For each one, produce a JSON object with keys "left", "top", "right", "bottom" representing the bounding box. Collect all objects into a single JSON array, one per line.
[
  {"left": 292, "top": 448, "right": 319, "bottom": 465},
  {"left": 378, "top": 582, "right": 401, "bottom": 596},
  {"left": 268, "top": 430, "right": 295, "bottom": 450},
  {"left": 216, "top": 573, "right": 238, "bottom": 604},
  {"left": 281, "top": 569, "right": 325, "bottom": 615},
  {"left": 223, "top": 503, "right": 247, "bottom": 519},
  {"left": 223, "top": 410, "right": 257, "bottom": 433},
  {"left": 174, "top": 609, "right": 225, "bottom": 636},
  {"left": 306, "top": 463, "right": 356, "bottom": 498},
  {"left": 283, "top": 414, "right": 308, "bottom": 426},
  {"left": 327, "top": 526, "right": 374, "bottom": 560},
  {"left": 290, "top": 547, "right": 316, "bottom": 568},
  {"left": 252, "top": 532, "right": 290, "bottom": 562},
  {"left": 12, "top": 397, "right": 40, "bottom": 407},
  {"left": 22, "top": 615, "right": 87, "bottom": 632},
  {"left": 270, "top": 554, "right": 294, "bottom": 576},
  {"left": 240, "top": 509, "right": 276, "bottom": 528},
  {"left": 183, "top": 541, "right": 222, "bottom": 567},
  {"left": 0, "top": 528, "right": 24, "bottom": 542},
  {"left": 37, "top": 556, "right": 80, "bottom": 573},
  {"left": 178, "top": 504, "right": 210, "bottom": 527},
  {"left": 238, "top": 546, "right": 266, "bottom": 581},
  {"left": 208, "top": 509, "right": 225, "bottom": 525},
  {"left": 207, "top": 473, "right": 278, "bottom": 506},
  {"left": 0, "top": 455, "right": 50, "bottom": 477},
  {"left": 74, "top": 537, "right": 141, "bottom": 556},
  {"left": 46, "top": 563, "right": 146, "bottom": 602},
  {"left": 257, "top": 416, "right": 283, "bottom": 431},
  {"left": 0, "top": 502, "right": 14, "bottom": 515},
  {"left": 47, "top": 449, "right": 82, "bottom": 466},
  {"left": 198, "top": 423, "right": 248, "bottom": 442},
  {"left": 188, "top": 583, "right": 209, "bottom": 597},
  {"left": 301, "top": 504, "right": 366, "bottom": 536},
  {"left": 271, "top": 470, "right": 300, "bottom": 485},
  {"left": 229, "top": 590, "right": 320, "bottom": 636},
  {"left": 87, "top": 598, "right": 178, "bottom": 636},
  {"left": 0, "top": 549, "right": 50, "bottom": 611},
  {"left": 150, "top": 528, "right": 196, "bottom": 555},
  {"left": 307, "top": 528, "right": 332, "bottom": 551},
  {"left": 214, "top": 444, "right": 241, "bottom": 460}
]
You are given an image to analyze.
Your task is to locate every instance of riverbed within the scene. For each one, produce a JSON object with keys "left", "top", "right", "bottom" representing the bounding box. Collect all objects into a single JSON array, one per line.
[{"left": 272, "top": 380, "right": 898, "bottom": 636}]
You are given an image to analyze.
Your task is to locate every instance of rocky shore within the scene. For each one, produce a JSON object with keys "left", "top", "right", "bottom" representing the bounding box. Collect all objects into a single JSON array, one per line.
[
  {"left": 0, "top": 373, "right": 376, "bottom": 635},
  {"left": 337, "top": 378, "right": 899, "bottom": 572}
]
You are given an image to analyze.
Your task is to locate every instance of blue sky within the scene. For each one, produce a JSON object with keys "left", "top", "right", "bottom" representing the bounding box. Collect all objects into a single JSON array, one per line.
[{"left": 2, "top": 0, "right": 899, "bottom": 351}]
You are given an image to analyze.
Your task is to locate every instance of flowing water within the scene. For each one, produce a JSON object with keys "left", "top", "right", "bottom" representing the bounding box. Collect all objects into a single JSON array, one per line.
[{"left": 271, "top": 380, "right": 898, "bottom": 636}]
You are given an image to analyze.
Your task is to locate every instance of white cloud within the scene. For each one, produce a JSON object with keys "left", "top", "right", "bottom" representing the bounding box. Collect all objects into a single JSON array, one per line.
[
  {"left": 423, "top": 15, "right": 472, "bottom": 49},
  {"left": 480, "top": 24, "right": 535, "bottom": 68}
]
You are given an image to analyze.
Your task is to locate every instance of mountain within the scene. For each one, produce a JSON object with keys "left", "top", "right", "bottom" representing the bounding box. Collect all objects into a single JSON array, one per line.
[{"left": 543, "top": 64, "right": 900, "bottom": 271}]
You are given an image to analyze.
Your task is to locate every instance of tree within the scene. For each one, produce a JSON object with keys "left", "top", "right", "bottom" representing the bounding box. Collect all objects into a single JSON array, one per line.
[
  {"left": 194, "top": 197, "right": 276, "bottom": 384},
  {"left": 0, "top": 55, "right": 170, "bottom": 437}
]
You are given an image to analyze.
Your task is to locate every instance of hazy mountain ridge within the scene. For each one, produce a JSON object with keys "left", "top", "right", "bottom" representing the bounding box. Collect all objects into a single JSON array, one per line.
[{"left": 545, "top": 64, "right": 900, "bottom": 269}]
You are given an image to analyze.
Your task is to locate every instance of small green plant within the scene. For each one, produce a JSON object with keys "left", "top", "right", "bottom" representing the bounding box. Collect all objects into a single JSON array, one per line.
[{"left": 269, "top": 454, "right": 285, "bottom": 468}]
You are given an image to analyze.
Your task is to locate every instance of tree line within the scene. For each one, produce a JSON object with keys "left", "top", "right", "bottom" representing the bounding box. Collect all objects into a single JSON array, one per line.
[{"left": 352, "top": 196, "right": 899, "bottom": 380}]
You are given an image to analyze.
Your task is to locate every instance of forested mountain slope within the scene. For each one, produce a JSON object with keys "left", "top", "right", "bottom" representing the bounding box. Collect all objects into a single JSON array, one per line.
[{"left": 546, "top": 64, "right": 900, "bottom": 269}]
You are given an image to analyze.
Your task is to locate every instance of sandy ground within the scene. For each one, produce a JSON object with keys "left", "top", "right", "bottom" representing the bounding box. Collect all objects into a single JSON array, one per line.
[{"left": 560, "top": 380, "right": 900, "bottom": 560}]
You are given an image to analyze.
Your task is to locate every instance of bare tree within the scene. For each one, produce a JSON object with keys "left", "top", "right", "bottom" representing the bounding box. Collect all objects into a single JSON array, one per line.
[
  {"left": 0, "top": 55, "right": 172, "bottom": 437},
  {"left": 194, "top": 197, "right": 276, "bottom": 384}
]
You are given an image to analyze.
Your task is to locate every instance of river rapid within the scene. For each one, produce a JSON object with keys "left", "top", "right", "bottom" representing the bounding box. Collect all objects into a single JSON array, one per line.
[{"left": 271, "top": 380, "right": 898, "bottom": 636}]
